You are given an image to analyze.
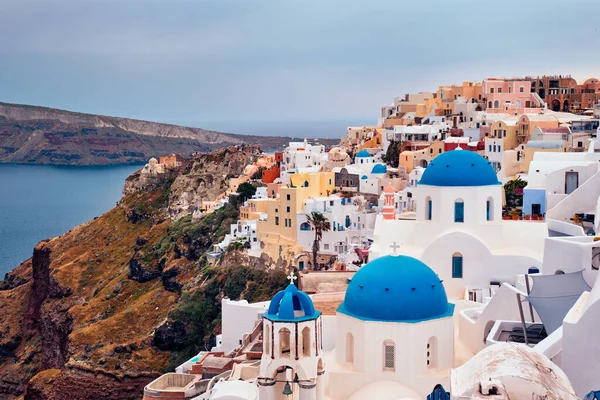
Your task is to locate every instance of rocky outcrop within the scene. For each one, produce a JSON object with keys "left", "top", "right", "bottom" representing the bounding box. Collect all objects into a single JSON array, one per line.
[
  {"left": 152, "top": 321, "right": 187, "bottom": 351},
  {"left": 0, "top": 102, "right": 337, "bottom": 165}
]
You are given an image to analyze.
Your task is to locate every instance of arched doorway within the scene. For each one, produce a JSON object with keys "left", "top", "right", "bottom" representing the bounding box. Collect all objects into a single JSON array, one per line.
[
  {"left": 551, "top": 99, "right": 560, "bottom": 112},
  {"left": 563, "top": 100, "right": 570, "bottom": 112},
  {"left": 420, "top": 159, "right": 428, "bottom": 168}
]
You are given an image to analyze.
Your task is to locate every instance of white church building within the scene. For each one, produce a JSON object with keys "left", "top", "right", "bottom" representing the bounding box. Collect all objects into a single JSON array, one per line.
[{"left": 369, "top": 149, "right": 548, "bottom": 300}]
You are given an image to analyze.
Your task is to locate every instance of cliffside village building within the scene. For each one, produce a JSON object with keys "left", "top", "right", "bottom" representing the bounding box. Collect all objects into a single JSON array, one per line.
[{"left": 142, "top": 74, "right": 600, "bottom": 400}]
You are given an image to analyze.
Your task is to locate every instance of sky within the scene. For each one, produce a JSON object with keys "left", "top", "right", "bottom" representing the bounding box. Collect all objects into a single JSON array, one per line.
[{"left": 0, "top": 0, "right": 599, "bottom": 138}]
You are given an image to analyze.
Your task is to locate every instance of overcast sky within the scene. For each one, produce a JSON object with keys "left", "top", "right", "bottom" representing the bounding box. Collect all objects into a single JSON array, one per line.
[{"left": 1, "top": 0, "right": 599, "bottom": 136}]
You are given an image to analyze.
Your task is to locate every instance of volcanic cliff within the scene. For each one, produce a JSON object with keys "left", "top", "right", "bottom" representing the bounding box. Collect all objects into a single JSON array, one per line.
[
  {"left": 0, "top": 146, "right": 289, "bottom": 400},
  {"left": 0, "top": 102, "right": 337, "bottom": 165}
]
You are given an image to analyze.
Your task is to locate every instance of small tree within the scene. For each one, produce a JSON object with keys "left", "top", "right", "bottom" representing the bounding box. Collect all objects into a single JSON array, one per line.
[
  {"left": 305, "top": 212, "right": 331, "bottom": 270},
  {"left": 236, "top": 182, "right": 256, "bottom": 204}
]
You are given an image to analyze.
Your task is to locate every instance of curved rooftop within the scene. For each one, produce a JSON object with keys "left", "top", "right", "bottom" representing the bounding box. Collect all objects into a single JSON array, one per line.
[
  {"left": 265, "top": 284, "right": 320, "bottom": 322},
  {"left": 355, "top": 149, "right": 371, "bottom": 158},
  {"left": 419, "top": 149, "right": 500, "bottom": 187},
  {"left": 371, "top": 163, "right": 387, "bottom": 174},
  {"left": 338, "top": 255, "right": 453, "bottom": 322}
]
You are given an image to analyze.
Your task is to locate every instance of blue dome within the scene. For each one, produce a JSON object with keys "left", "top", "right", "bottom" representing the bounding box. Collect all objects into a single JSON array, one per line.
[
  {"left": 371, "top": 163, "right": 387, "bottom": 174},
  {"left": 265, "top": 284, "right": 321, "bottom": 322},
  {"left": 361, "top": 175, "right": 368, "bottom": 180},
  {"left": 419, "top": 149, "right": 500, "bottom": 187},
  {"left": 356, "top": 150, "right": 371, "bottom": 158},
  {"left": 338, "top": 255, "right": 453, "bottom": 322}
]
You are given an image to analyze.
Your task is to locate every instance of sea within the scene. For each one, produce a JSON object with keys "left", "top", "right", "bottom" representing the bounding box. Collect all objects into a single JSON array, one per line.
[{"left": 0, "top": 164, "right": 142, "bottom": 278}]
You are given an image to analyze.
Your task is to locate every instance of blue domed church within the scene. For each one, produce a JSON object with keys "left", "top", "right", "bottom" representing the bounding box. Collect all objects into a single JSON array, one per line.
[
  {"left": 369, "top": 148, "right": 547, "bottom": 302},
  {"left": 326, "top": 255, "right": 455, "bottom": 398}
]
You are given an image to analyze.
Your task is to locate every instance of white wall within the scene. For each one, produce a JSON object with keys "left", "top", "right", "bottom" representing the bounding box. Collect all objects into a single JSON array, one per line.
[
  {"left": 329, "top": 313, "right": 453, "bottom": 398},
  {"left": 221, "top": 299, "right": 269, "bottom": 354}
]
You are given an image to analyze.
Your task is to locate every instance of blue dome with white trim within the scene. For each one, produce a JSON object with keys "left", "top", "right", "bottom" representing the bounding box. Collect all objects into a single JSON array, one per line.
[
  {"left": 338, "top": 255, "right": 453, "bottom": 322},
  {"left": 361, "top": 175, "right": 368, "bottom": 180},
  {"left": 419, "top": 149, "right": 500, "bottom": 187},
  {"left": 371, "top": 163, "right": 386, "bottom": 174},
  {"left": 265, "top": 284, "right": 321, "bottom": 322},
  {"left": 355, "top": 150, "right": 371, "bottom": 158}
]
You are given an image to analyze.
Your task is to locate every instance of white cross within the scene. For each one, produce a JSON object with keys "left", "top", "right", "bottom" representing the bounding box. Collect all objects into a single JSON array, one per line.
[
  {"left": 287, "top": 271, "right": 297, "bottom": 286},
  {"left": 390, "top": 241, "right": 402, "bottom": 255}
]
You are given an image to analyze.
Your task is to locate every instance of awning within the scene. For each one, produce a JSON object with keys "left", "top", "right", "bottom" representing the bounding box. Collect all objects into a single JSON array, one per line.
[{"left": 527, "top": 270, "right": 591, "bottom": 334}]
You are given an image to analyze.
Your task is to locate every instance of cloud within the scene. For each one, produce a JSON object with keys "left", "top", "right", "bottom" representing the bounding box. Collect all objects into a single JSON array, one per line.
[{"left": 0, "top": 0, "right": 599, "bottom": 134}]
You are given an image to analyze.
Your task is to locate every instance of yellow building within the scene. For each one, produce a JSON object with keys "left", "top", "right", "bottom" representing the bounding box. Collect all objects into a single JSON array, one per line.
[
  {"left": 488, "top": 119, "right": 519, "bottom": 150},
  {"left": 398, "top": 142, "right": 445, "bottom": 172},
  {"left": 257, "top": 172, "right": 334, "bottom": 245},
  {"left": 240, "top": 199, "right": 269, "bottom": 221}
]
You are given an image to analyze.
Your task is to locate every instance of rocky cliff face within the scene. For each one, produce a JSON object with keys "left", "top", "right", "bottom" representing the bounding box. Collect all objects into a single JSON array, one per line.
[
  {"left": 0, "top": 147, "right": 288, "bottom": 399},
  {"left": 0, "top": 102, "right": 336, "bottom": 165}
]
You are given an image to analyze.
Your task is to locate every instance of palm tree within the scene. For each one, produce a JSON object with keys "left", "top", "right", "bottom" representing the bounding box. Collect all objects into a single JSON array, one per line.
[{"left": 305, "top": 211, "right": 331, "bottom": 270}]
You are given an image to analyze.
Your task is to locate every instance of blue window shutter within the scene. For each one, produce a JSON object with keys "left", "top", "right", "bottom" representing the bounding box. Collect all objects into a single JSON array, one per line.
[
  {"left": 452, "top": 256, "right": 463, "bottom": 278},
  {"left": 454, "top": 202, "right": 464, "bottom": 223},
  {"left": 428, "top": 200, "right": 432, "bottom": 220},
  {"left": 486, "top": 200, "right": 491, "bottom": 221}
]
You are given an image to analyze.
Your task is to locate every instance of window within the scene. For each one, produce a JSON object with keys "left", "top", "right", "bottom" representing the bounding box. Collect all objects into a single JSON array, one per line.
[
  {"left": 498, "top": 87, "right": 502, "bottom": 93},
  {"left": 508, "top": 86, "right": 512, "bottom": 93},
  {"left": 302, "top": 327, "right": 311, "bottom": 357},
  {"left": 346, "top": 333, "right": 354, "bottom": 364},
  {"left": 286, "top": 206, "right": 290, "bottom": 213},
  {"left": 488, "top": 101, "right": 492, "bottom": 108},
  {"left": 489, "top": 145, "right": 492, "bottom": 152},
  {"left": 383, "top": 341, "right": 395, "bottom": 370},
  {"left": 279, "top": 328, "right": 291, "bottom": 357},
  {"left": 300, "top": 222, "right": 310, "bottom": 231},
  {"left": 275, "top": 216, "right": 279, "bottom": 225},
  {"left": 286, "top": 194, "right": 291, "bottom": 201},
  {"left": 490, "top": 87, "right": 494, "bottom": 93},
  {"left": 486, "top": 198, "right": 493, "bottom": 221},
  {"left": 503, "top": 130, "right": 506, "bottom": 137},
  {"left": 454, "top": 200, "right": 464, "bottom": 223},
  {"left": 426, "top": 197, "right": 432, "bottom": 220},
  {"left": 494, "top": 100, "right": 500, "bottom": 109},
  {"left": 324, "top": 244, "right": 329, "bottom": 250},
  {"left": 452, "top": 253, "right": 463, "bottom": 278},
  {"left": 330, "top": 200, "right": 334, "bottom": 206},
  {"left": 520, "top": 86, "right": 524, "bottom": 93},
  {"left": 329, "top": 179, "right": 332, "bottom": 185}
]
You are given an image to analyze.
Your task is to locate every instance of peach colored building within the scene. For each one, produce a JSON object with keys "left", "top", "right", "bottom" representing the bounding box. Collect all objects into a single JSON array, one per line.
[
  {"left": 517, "top": 114, "right": 560, "bottom": 144},
  {"left": 487, "top": 119, "right": 519, "bottom": 150},
  {"left": 158, "top": 154, "right": 184, "bottom": 169}
]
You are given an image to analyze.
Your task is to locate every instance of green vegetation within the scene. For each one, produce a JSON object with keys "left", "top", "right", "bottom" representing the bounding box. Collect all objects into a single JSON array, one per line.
[
  {"left": 154, "top": 203, "right": 240, "bottom": 261},
  {"left": 305, "top": 211, "right": 331, "bottom": 270},
  {"left": 504, "top": 178, "right": 527, "bottom": 214},
  {"left": 383, "top": 139, "right": 400, "bottom": 166},
  {"left": 165, "top": 265, "right": 288, "bottom": 370},
  {"left": 236, "top": 182, "right": 257, "bottom": 203}
]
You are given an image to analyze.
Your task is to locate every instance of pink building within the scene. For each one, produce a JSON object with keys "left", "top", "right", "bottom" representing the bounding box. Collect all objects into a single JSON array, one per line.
[{"left": 483, "top": 78, "right": 543, "bottom": 114}]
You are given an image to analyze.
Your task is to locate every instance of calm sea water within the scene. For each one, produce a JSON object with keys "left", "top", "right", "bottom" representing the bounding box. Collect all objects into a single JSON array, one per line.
[{"left": 0, "top": 164, "right": 141, "bottom": 278}]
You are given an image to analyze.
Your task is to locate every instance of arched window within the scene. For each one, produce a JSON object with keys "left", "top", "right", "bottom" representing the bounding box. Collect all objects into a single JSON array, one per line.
[
  {"left": 425, "top": 196, "right": 432, "bottom": 221},
  {"left": 454, "top": 199, "right": 464, "bottom": 223},
  {"left": 515, "top": 100, "right": 521, "bottom": 108},
  {"left": 494, "top": 100, "right": 500, "bottom": 109},
  {"left": 427, "top": 337, "right": 438, "bottom": 369},
  {"left": 488, "top": 101, "right": 492, "bottom": 109},
  {"left": 346, "top": 332, "right": 354, "bottom": 364},
  {"left": 302, "top": 326, "right": 311, "bottom": 357},
  {"left": 300, "top": 222, "right": 311, "bottom": 231},
  {"left": 304, "top": 180, "right": 309, "bottom": 187},
  {"left": 383, "top": 340, "right": 395, "bottom": 371},
  {"left": 486, "top": 197, "right": 493, "bottom": 221},
  {"left": 279, "top": 328, "right": 291, "bottom": 358},
  {"left": 452, "top": 253, "right": 463, "bottom": 278},
  {"left": 264, "top": 324, "right": 271, "bottom": 356}
]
